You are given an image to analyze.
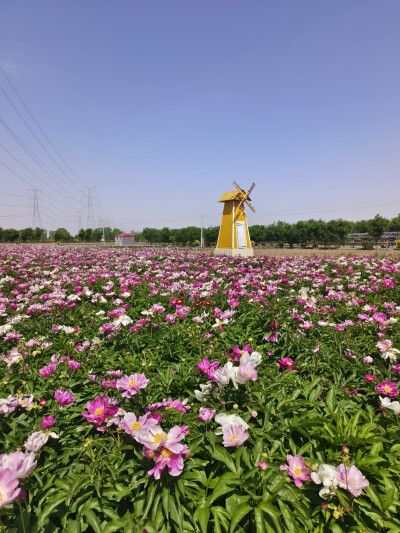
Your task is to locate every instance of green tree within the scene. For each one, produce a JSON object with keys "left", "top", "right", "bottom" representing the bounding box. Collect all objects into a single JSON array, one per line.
[
  {"left": 249, "top": 225, "right": 265, "bottom": 244},
  {"left": 203, "top": 226, "right": 219, "bottom": 246},
  {"left": 3, "top": 228, "right": 19, "bottom": 242},
  {"left": 160, "top": 227, "right": 170, "bottom": 243},
  {"left": 54, "top": 228, "right": 72, "bottom": 242},
  {"left": 20, "top": 227, "right": 35, "bottom": 242},
  {"left": 369, "top": 214, "right": 389, "bottom": 245}
]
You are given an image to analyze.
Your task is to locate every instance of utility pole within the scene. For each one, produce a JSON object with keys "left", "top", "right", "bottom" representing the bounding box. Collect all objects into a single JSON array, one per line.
[{"left": 100, "top": 219, "right": 105, "bottom": 245}]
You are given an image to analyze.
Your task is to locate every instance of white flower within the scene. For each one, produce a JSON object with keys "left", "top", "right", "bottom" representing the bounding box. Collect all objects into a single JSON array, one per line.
[
  {"left": 381, "top": 348, "right": 399, "bottom": 363},
  {"left": 240, "top": 351, "right": 262, "bottom": 368},
  {"left": 214, "top": 413, "right": 249, "bottom": 435},
  {"left": 311, "top": 464, "right": 339, "bottom": 498},
  {"left": 194, "top": 383, "right": 213, "bottom": 402},
  {"left": 380, "top": 396, "right": 400, "bottom": 415},
  {"left": 214, "top": 362, "right": 239, "bottom": 388}
]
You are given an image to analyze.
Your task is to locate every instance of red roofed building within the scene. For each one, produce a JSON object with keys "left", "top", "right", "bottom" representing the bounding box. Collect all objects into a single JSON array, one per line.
[{"left": 115, "top": 232, "right": 135, "bottom": 246}]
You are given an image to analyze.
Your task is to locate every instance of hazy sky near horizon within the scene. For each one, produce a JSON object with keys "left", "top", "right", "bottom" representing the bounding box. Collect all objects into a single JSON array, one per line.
[{"left": 1, "top": 1, "right": 400, "bottom": 234}]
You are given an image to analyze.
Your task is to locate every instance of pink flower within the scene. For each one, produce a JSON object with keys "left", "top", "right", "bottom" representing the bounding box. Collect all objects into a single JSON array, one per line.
[
  {"left": 198, "top": 407, "right": 216, "bottom": 422},
  {"left": 259, "top": 461, "right": 267, "bottom": 470},
  {"left": 119, "top": 412, "right": 158, "bottom": 439},
  {"left": 116, "top": 373, "right": 149, "bottom": 398},
  {"left": 54, "top": 389, "right": 75, "bottom": 407},
  {"left": 376, "top": 381, "right": 399, "bottom": 397},
  {"left": 365, "top": 375, "right": 376, "bottom": 382},
  {"left": 0, "top": 468, "right": 21, "bottom": 507},
  {"left": 391, "top": 364, "right": 400, "bottom": 376},
  {"left": 68, "top": 361, "right": 82, "bottom": 371},
  {"left": 377, "top": 339, "right": 392, "bottom": 352},
  {"left": 196, "top": 357, "right": 220, "bottom": 381},
  {"left": 336, "top": 464, "right": 369, "bottom": 497},
  {"left": 41, "top": 416, "right": 56, "bottom": 429},
  {"left": 146, "top": 443, "right": 190, "bottom": 479},
  {"left": 0, "top": 452, "right": 37, "bottom": 479},
  {"left": 281, "top": 455, "right": 311, "bottom": 488},
  {"left": 362, "top": 356, "right": 373, "bottom": 364},
  {"left": 101, "top": 379, "right": 117, "bottom": 389},
  {"left": 222, "top": 425, "right": 249, "bottom": 447},
  {"left": 82, "top": 396, "right": 119, "bottom": 426},
  {"left": 237, "top": 363, "right": 258, "bottom": 382},
  {"left": 39, "top": 363, "right": 58, "bottom": 377},
  {"left": 278, "top": 357, "right": 299, "bottom": 371},
  {"left": 24, "top": 431, "right": 49, "bottom": 452}
]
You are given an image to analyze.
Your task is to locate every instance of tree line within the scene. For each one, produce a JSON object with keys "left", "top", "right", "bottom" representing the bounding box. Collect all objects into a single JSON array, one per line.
[{"left": 0, "top": 213, "right": 399, "bottom": 245}]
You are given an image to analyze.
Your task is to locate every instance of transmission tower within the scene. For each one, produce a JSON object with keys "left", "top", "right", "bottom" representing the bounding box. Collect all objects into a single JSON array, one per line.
[
  {"left": 85, "top": 187, "right": 96, "bottom": 229},
  {"left": 29, "top": 188, "right": 42, "bottom": 228}
]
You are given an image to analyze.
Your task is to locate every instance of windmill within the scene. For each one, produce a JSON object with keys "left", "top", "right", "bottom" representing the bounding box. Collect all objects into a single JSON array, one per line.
[{"left": 214, "top": 181, "right": 255, "bottom": 257}]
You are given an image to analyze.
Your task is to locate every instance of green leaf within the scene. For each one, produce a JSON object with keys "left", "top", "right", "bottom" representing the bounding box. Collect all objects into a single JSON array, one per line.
[
  {"left": 257, "top": 501, "right": 282, "bottom": 532},
  {"left": 277, "top": 501, "right": 299, "bottom": 533},
  {"left": 229, "top": 503, "right": 252, "bottom": 533},
  {"left": 194, "top": 506, "right": 210, "bottom": 533},
  {"left": 325, "top": 387, "right": 336, "bottom": 411},
  {"left": 209, "top": 472, "right": 241, "bottom": 504},
  {"left": 210, "top": 445, "right": 237, "bottom": 474},
  {"left": 84, "top": 509, "right": 102, "bottom": 533}
]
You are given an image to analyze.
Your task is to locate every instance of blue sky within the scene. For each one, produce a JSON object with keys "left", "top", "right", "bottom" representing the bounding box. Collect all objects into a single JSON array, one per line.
[{"left": 0, "top": 1, "right": 399, "bottom": 234}]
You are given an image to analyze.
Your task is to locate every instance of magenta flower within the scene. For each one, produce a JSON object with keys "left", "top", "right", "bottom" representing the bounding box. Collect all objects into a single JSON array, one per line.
[
  {"left": 54, "top": 389, "right": 75, "bottom": 407},
  {"left": 376, "top": 381, "right": 399, "bottom": 397},
  {"left": 116, "top": 373, "right": 149, "bottom": 398},
  {"left": 0, "top": 451, "right": 37, "bottom": 480},
  {"left": 280, "top": 455, "right": 311, "bottom": 488},
  {"left": 365, "top": 375, "right": 376, "bottom": 382},
  {"left": 39, "top": 363, "right": 58, "bottom": 377},
  {"left": 0, "top": 468, "right": 21, "bottom": 507},
  {"left": 196, "top": 357, "right": 220, "bottom": 381},
  {"left": 336, "top": 464, "right": 369, "bottom": 497},
  {"left": 82, "top": 396, "right": 119, "bottom": 426},
  {"left": 259, "top": 461, "right": 267, "bottom": 470},
  {"left": 198, "top": 407, "right": 216, "bottom": 422},
  {"left": 41, "top": 416, "right": 56, "bottom": 429},
  {"left": 278, "top": 357, "right": 299, "bottom": 371},
  {"left": 101, "top": 379, "right": 117, "bottom": 389},
  {"left": 222, "top": 425, "right": 249, "bottom": 447},
  {"left": 68, "top": 361, "right": 82, "bottom": 371},
  {"left": 391, "top": 364, "right": 400, "bottom": 376}
]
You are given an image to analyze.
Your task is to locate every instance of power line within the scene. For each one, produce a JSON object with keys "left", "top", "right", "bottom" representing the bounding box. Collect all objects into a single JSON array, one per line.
[
  {"left": 0, "top": 74, "right": 84, "bottom": 194},
  {"left": 0, "top": 64, "right": 85, "bottom": 189}
]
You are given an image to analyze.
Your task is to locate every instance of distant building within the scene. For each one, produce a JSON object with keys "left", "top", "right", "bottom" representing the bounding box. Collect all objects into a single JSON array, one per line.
[
  {"left": 346, "top": 231, "right": 400, "bottom": 246},
  {"left": 115, "top": 232, "right": 135, "bottom": 246}
]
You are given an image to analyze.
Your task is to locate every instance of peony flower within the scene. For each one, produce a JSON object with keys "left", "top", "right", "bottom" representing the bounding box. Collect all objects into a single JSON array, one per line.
[
  {"left": 222, "top": 424, "right": 249, "bottom": 447},
  {"left": 0, "top": 451, "right": 37, "bottom": 480},
  {"left": 39, "top": 363, "right": 58, "bottom": 377},
  {"left": 237, "top": 363, "right": 257, "bottom": 383},
  {"left": 68, "top": 361, "right": 82, "bottom": 371},
  {"left": 376, "top": 381, "right": 399, "bottom": 397},
  {"left": 41, "top": 416, "right": 56, "bottom": 429},
  {"left": 365, "top": 375, "right": 376, "bottom": 382},
  {"left": 82, "top": 396, "right": 119, "bottom": 426},
  {"left": 54, "top": 389, "right": 75, "bottom": 407},
  {"left": 311, "top": 464, "right": 338, "bottom": 498},
  {"left": 198, "top": 407, "right": 216, "bottom": 422},
  {"left": 146, "top": 443, "right": 190, "bottom": 479},
  {"left": 281, "top": 455, "right": 311, "bottom": 488},
  {"left": 214, "top": 413, "right": 249, "bottom": 435},
  {"left": 0, "top": 468, "right": 21, "bottom": 507},
  {"left": 116, "top": 373, "right": 149, "bottom": 398},
  {"left": 380, "top": 396, "right": 400, "bottom": 415},
  {"left": 119, "top": 412, "right": 158, "bottom": 438},
  {"left": 336, "top": 464, "right": 369, "bottom": 497}
]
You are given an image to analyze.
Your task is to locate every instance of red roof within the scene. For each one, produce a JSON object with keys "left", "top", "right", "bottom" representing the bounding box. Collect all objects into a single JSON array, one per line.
[{"left": 115, "top": 233, "right": 134, "bottom": 237}]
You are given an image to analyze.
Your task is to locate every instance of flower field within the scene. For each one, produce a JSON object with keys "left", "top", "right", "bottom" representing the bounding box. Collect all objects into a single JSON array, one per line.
[{"left": 1, "top": 244, "right": 400, "bottom": 532}]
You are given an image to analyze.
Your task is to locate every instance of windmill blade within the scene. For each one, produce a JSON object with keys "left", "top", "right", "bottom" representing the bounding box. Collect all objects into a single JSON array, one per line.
[
  {"left": 245, "top": 182, "right": 255, "bottom": 199},
  {"left": 232, "top": 181, "right": 246, "bottom": 196},
  {"left": 244, "top": 198, "right": 256, "bottom": 212}
]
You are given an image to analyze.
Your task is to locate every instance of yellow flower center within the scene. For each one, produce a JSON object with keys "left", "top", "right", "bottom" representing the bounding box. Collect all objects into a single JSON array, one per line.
[
  {"left": 21, "top": 399, "right": 27, "bottom": 405},
  {"left": 154, "top": 433, "right": 167, "bottom": 443},
  {"left": 239, "top": 350, "right": 244, "bottom": 355},
  {"left": 160, "top": 448, "right": 172, "bottom": 459},
  {"left": 129, "top": 380, "right": 137, "bottom": 387},
  {"left": 94, "top": 407, "right": 103, "bottom": 416},
  {"left": 246, "top": 371, "right": 251, "bottom": 376},
  {"left": 131, "top": 422, "right": 141, "bottom": 431},
  {"left": 383, "top": 386, "right": 391, "bottom": 393},
  {"left": 293, "top": 467, "right": 302, "bottom": 476},
  {"left": 230, "top": 434, "right": 238, "bottom": 442},
  {"left": 0, "top": 491, "right": 3, "bottom": 501}
]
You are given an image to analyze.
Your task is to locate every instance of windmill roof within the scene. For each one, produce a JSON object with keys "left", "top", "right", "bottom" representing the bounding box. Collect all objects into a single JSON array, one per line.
[
  {"left": 116, "top": 233, "right": 134, "bottom": 237},
  {"left": 217, "top": 190, "right": 243, "bottom": 202}
]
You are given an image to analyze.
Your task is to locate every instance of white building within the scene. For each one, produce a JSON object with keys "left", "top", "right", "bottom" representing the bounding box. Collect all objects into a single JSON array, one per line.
[{"left": 114, "top": 232, "right": 135, "bottom": 246}]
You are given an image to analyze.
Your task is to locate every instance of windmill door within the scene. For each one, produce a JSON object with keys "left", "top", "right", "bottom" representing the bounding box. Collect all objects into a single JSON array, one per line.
[{"left": 236, "top": 221, "right": 247, "bottom": 249}]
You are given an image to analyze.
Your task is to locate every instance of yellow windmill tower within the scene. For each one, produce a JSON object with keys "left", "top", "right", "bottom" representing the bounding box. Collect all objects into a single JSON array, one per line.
[{"left": 214, "top": 181, "right": 255, "bottom": 257}]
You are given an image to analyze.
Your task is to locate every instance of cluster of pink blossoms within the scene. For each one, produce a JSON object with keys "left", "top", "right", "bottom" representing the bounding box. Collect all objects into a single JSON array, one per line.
[{"left": 280, "top": 454, "right": 369, "bottom": 498}]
